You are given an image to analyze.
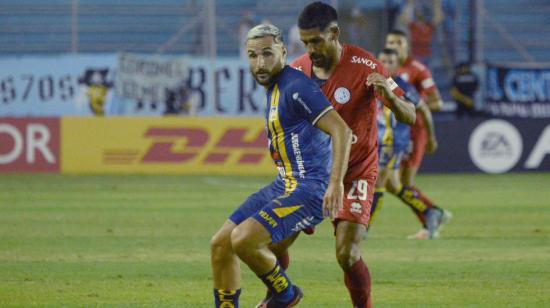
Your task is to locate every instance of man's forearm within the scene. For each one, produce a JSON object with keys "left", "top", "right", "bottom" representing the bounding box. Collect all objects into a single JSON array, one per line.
[
  {"left": 419, "top": 103, "right": 436, "bottom": 139},
  {"left": 388, "top": 94, "right": 416, "bottom": 125},
  {"left": 426, "top": 91, "right": 443, "bottom": 112},
  {"left": 450, "top": 88, "right": 474, "bottom": 107}
]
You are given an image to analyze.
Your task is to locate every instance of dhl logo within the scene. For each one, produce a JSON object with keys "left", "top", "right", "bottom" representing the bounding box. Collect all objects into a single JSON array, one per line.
[{"left": 102, "top": 127, "right": 268, "bottom": 165}]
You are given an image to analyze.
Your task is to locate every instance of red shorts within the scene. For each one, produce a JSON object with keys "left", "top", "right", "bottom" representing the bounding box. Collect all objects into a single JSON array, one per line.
[
  {"left": 333, "top": 177, "right": 376, "bottom": 227},
  {"left": 401, "top": 124, "right": 427, "bottom": 169}
]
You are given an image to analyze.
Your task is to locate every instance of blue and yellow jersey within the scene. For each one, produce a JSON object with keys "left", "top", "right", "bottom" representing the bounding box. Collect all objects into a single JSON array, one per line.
[
  {"left": 266, "top": 66, "right": 334, "bottom": 193},
  {"left": 377, "top": 76, "right": 421, "bottom": 150}
]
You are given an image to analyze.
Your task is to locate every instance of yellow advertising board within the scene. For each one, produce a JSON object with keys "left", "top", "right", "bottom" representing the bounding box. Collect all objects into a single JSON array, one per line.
[{"left": 61, "top": 117, "right": 276, "bottom": 175}]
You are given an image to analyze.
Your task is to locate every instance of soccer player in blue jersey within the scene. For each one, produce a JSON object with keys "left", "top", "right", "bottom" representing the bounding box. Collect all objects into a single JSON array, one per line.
[
  {"left": 210, "top": 24, "right": 353, "bottom": 308},
  {"left": 368, "top": 48, "right": 445, "bottom": 238}
]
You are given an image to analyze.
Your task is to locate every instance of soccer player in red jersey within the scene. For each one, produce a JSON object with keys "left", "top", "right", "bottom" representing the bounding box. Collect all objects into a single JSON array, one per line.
[
  {"left": 385, "top": 29, "right": 452, "bottom": 239},
  {"left": 258, "top": 3, "right": 416, "bottom": 307}
]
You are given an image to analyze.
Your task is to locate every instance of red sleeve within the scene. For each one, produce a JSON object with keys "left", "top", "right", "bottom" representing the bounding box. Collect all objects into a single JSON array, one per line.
[
  {"left": 416, "top": 67, "right": 437, "bottom": 97},
  {"left": 290, "top": 54, "right": 311, "bottom": 77},
  {"left": 290, "top": 58, "right": 301, "bottom": 69}
]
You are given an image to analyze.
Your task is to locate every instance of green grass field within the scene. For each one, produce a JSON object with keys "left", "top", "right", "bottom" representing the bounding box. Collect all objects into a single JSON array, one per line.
[{"left": 1, "top": 173, "right": 549, "bottom": 307}]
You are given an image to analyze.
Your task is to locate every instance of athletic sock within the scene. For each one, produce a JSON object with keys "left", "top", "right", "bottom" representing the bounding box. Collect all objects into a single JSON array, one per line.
[
  {"left": 213, "top": 288, "right": 241, "bottom": 308},
  {"left": 259, "top": 262, "right": 295, "bottom": 303},
  {"left": 344, "top": 258, "right": 372, "bottom": 308},
  {"left": 397, "top": 185, "right": 428, "bottom": 228},
  {"left": 262, "top": 251, "right": 290, "bottom": 300},
  {"left": 411, "top": 186, "right": 441, "bottom": 211},
  {"left": 368, "top": 188, "right": 386, "bottom": 228}
]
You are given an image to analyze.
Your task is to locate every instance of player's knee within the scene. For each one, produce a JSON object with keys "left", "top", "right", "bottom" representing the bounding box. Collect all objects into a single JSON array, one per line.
[
  {"left": 230, "top": 226, "right": 252, "bottom": 257},
  {"left": 335, "top": 244, "right": 361, "bottom": 270},
  {"left": 210, "top": 228, "right": 232, "bottom": 259}
]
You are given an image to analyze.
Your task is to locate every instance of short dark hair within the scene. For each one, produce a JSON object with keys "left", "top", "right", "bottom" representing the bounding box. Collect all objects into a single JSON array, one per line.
[
  {"left": 388, "top": 29, "right": 408, "bottom": 39},
  {"left": 379, "top": 48, "right": 399, "bottom": 57},
  {"left": 298, "top": 2, "right": 338, "bottom": 31}
]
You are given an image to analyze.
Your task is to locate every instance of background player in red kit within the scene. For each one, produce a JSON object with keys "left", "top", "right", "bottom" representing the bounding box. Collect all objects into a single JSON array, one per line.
[
  {"left": 385, "top": 30, "right": 452, "bottom": 239},
  {"left": 259, "top": 3, "right": 416, "bottom": 307}
]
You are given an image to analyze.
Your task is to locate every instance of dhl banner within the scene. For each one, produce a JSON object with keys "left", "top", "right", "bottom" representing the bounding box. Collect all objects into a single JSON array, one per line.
[
  {"left": 61, "top": 117, "right": 275, "bottom": 175},
  {"left": 4, "top": 117, "right": 549, "bottom": 174}
]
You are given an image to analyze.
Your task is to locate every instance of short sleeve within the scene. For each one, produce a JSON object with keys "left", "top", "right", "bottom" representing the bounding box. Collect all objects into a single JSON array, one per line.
[
  {"left": 290, "top": 79, "right": 333, "bottom": 126},
  {"left": 417, "top": 68, "right": 437, "bottom": 97}
]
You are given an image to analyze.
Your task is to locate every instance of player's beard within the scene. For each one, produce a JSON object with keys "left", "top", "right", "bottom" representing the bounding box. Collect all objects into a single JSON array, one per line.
[
  {"left": 310, "top": 53, "right": 327, "bottom": 68},
  {"left": 251, "top": 64, "right": 283, "bottom": 86},
  {"left": 252, "top": 69, "right": 272, "bottom": 86},
  {"left": 311, "top": 51, "right": 335, "bottom": 71}
]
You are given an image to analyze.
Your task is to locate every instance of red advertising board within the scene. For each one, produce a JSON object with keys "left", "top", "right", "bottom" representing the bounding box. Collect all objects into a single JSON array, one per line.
[{"left": 0, "top": 118, "right": 60, "bottom": 173}]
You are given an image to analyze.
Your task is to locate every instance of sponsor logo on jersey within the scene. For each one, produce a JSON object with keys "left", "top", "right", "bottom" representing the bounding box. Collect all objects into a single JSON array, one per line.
[
  {"left": 351, "top": 56, "right": 377, "bottom": 69},
  {"left": 269, "top": 105, "right": 278, "bottom": 121},
  {"left": 350, "top": 202, "right": 362, "bottom": 214},
  {"left": 334, "top": 87, "right": 351, "bottom": 104},
  {"left": 291, "top": 216, "right": 315, "bottom": 232},
  {"left": 292, "top": 92, "right": 312, "bottom": 114},
  {"left": 291, "top": 132, "right": 306, "bottom": 178},
  {"left": 258, "top": 210, "right": 278, "bottom": 227}
]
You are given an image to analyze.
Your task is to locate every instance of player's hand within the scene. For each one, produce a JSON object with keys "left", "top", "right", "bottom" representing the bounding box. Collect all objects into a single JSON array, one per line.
[
  {"left": 323, "top": 181, "right": 344, "bottom": 219},
  {"left": 366, "top": 73, "right": 393, "bottom": 101},
  {"left": 426, "top": 137, "right": 438, "bottom": 154}
]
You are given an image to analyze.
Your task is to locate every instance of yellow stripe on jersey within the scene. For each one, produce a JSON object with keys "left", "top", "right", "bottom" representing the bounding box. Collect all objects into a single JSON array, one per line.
[
  {"left": 268, "top": 85, "right": 297, "bottom": 193},
  {"left": 382, "top": 106, "right": 394, "bottom": 145},
  {"left": 272, "top": 205, "right": 303, "bottom": 218}
]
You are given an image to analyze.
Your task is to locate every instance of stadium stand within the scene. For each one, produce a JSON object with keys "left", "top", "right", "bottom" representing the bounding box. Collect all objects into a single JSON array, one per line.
[{"left": 0, "top": 0, "right": 548, "bottom": 62}]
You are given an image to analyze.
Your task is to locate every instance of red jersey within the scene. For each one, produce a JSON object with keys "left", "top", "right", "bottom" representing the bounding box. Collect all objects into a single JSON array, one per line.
[
  {"left": 291, "top": 45, "right": 403, "bottom": 182},
  {"left": 409, "top": 22, "right": 435, "bottom": 58},
  {"left": 396, "top": 57, "right": 437, "bottom": 132}
]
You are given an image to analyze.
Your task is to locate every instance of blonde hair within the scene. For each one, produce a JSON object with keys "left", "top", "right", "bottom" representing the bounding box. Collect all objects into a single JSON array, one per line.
[{"left": 246, "top": 24, "right": 284, "bottom": 45}]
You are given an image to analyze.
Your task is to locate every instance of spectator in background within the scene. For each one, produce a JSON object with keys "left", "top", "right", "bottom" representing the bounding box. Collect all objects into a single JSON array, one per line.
[
  {"left": 387, "top": 0, "right": 406, "bottom": 30},
  {"left": 347, "top": 7, "right": 369, "bottom": 49},
  {"left": 164, "top": 84, "right": 199, "bottom": 116},
  {"left": 450, "top": 62, "right": 479, "bottom": 118},
  {"left": 287, "top": 24, "right": 304, "bottom": 57},
  {"left": 398, "top": 0, "right": 443, "bottom": 66},
  {"left": 238, "top": 11, "right": 255, "bottom": 58}
]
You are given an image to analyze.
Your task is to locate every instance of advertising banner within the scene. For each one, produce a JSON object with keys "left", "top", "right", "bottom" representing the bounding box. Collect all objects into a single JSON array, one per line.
[
  {"left": 422, "top": 118, "right": 550, "bottom": 173},
  {"left": 0, "top": 54, "right": 265, "bottom": 117},
  {"left": 0, "top": 118, "right": 60, "bottom": 173},
  {"left": 60, "top": 117, "right": 275, "bottom": 175},
  {"left": 485, "top": 63, "right": 550, "bottom": 118}
]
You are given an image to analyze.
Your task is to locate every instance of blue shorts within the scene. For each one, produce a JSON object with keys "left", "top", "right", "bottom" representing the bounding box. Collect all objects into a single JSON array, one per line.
[
  {"left": 229, "top": 179, "right": 326, "bottom": 243},
  {"left": 378, "top": 145, "right": 406, "bottom": 170}
]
